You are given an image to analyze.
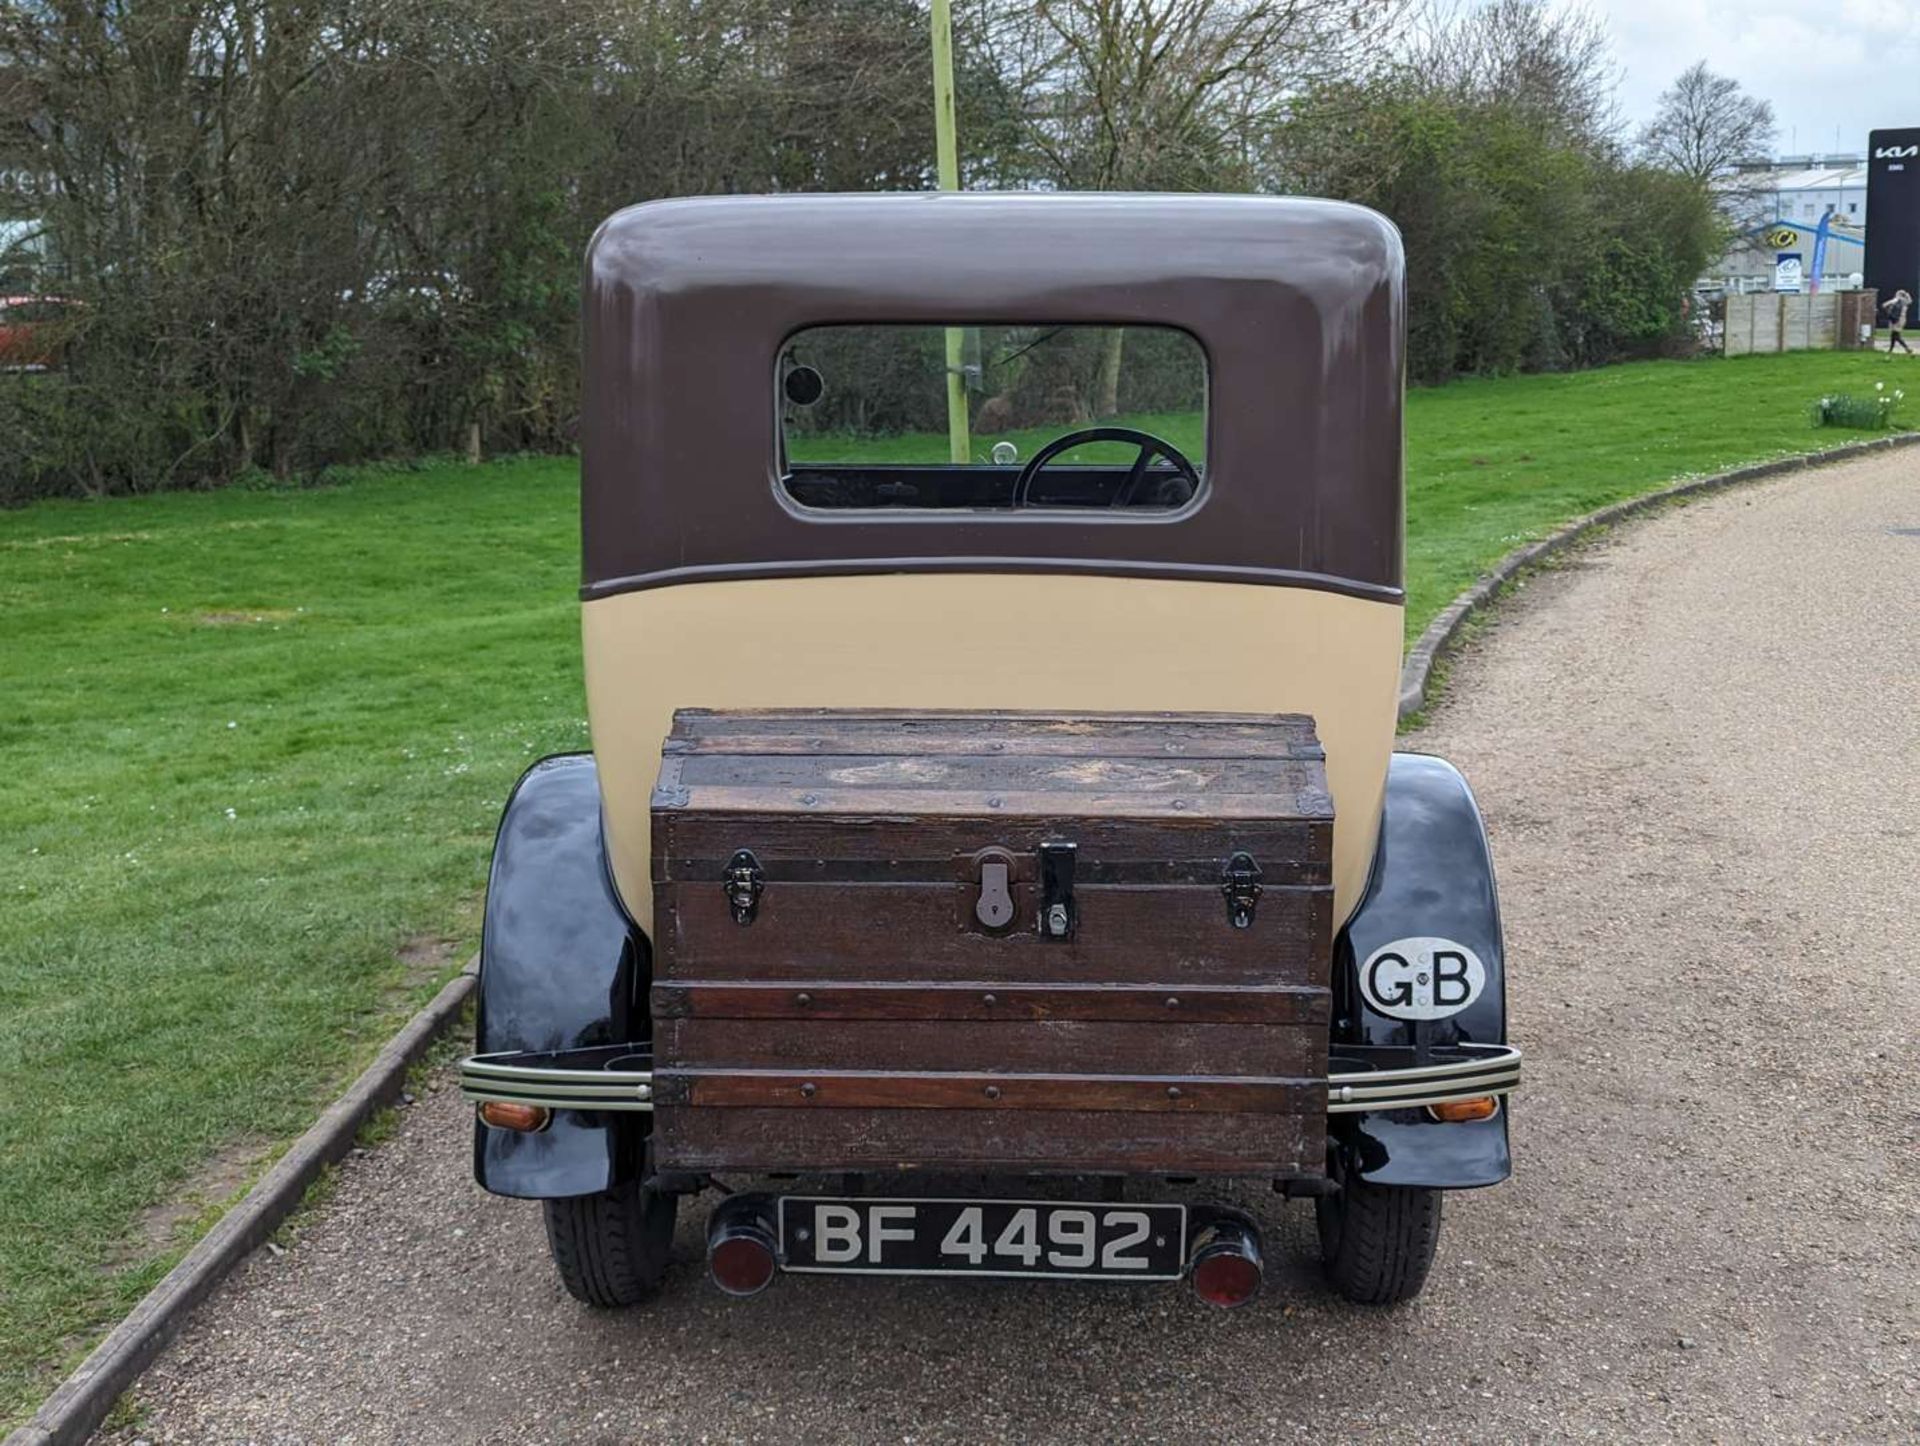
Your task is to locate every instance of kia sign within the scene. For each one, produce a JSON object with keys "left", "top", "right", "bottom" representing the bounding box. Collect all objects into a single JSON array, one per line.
[{"left": 1865, "top": 127, "right": 1920, "bottom": 302}]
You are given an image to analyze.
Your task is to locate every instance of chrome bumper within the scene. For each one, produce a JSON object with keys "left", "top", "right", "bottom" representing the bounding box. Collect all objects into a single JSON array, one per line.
[
  {"left": 461, "top": 1045, "right": 655, "bottom": 1113},
  {"left": 1323, "top": 1043, "right": 1521, "bottom": 1114},
  {"left": 460, "top": 1042, "right": 1521, "bottom": 1118}
]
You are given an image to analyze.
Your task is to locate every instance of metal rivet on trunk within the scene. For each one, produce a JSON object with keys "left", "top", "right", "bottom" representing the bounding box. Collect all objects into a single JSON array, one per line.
[
  {"left": 800, "top": 1082, "right": 817, "bottom": 1099},
  {"left": 1166, "top": 1086, "right": 1183, "bottom": 1100},
  {"left": 795, "top": 992, "right": 812, "bottom": 1007},
  {"left": 982, "top": 993, "right": 997, "bottom": 1006},
  {"left": 1165, "top": 996, "right": 1180, "bottom": 1009},
  {"left": 984, "top": 1085, "right": 1002, "bottom": 1100}
]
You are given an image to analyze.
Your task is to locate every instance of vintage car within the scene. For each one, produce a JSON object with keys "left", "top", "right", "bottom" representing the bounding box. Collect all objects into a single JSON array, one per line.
[{"left": 459, "top": 192, "right": 1519, "bottom": 1310}]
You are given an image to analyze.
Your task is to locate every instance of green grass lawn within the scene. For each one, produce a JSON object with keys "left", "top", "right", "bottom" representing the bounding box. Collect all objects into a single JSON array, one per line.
[{"left": 0, "top": 348, "right": 1913, "bottom": 1425}]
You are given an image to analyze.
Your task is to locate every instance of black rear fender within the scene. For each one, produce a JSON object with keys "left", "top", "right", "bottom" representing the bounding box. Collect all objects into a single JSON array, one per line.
[
  {"left": 472, "top": 754, "right": 645, "bottom": 1199},
  {"left": 1332, "top": 752, "right": 1511, "bottom": 1189}
]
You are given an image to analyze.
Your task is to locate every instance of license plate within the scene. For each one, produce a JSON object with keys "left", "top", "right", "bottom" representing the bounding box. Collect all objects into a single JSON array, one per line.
[{"left": 777, "top": 1196, "right": 1187, "bottom": 1281}]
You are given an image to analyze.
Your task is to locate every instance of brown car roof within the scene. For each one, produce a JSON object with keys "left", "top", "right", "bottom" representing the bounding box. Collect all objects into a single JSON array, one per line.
[{"left": 581, "top": 192, "right": 1404, "bottom": 602}]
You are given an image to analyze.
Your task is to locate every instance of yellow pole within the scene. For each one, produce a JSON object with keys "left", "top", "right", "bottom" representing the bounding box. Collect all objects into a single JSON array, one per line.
[{"left": 931, "top": 0, "right": 970, "bottom": 463}]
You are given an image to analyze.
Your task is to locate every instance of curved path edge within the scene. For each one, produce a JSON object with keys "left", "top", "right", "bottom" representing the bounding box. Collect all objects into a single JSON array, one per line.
[
  {"left": 3, "top": 963, "right": 479, "bottom": 1446},
  {"left": 1397, "top": 429, "right": 1920, "bottom": 721}
]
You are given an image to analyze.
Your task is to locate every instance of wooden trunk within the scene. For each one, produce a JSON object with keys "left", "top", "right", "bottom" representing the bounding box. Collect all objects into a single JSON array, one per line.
[{"left": 648, "top": 709, "right": 1335, "bottom": 1177}]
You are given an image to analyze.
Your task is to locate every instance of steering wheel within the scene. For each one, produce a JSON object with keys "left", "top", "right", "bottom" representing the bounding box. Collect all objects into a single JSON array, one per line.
[{"left": 1009, "top": 426, "right": 1201, "bottom": 509}]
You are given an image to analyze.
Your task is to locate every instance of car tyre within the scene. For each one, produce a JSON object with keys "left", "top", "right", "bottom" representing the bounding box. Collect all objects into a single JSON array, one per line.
[
  {"left": 1315, "top": 1170, "right": 1441, "bottom": 1305},
  {"left": 543, "top": 1180, "right": 678, "bottom": 1307}
]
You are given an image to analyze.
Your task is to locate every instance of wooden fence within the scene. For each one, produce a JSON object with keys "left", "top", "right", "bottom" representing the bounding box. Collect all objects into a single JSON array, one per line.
[{"left": 1723, "top": 290, "right": 1878, "bottom": 356}]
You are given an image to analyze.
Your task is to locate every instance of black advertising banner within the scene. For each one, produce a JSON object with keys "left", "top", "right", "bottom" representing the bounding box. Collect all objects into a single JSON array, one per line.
[{"left": 1865, "top": 128, "right": 1920, "bottom": 301}]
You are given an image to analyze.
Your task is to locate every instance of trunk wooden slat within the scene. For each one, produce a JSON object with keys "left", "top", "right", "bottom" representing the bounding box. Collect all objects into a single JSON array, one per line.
[
  {"left": 658, "top": 883, "right": 1332, "bottom": 983},
  {"left": 652, "top": 981, "right": 1330, "bottom": 1024},
  {"left": 658, "top": 1018, "right": 1323, "bottom": 1075},
  {"left": 649, "top": 708, "right": 1335, "bottom": 1178}
]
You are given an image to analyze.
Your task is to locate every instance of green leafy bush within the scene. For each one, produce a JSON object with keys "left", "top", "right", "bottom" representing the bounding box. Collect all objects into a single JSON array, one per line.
[{"left": 1278, "top": 86, "right": 1722, "bottom": 385}]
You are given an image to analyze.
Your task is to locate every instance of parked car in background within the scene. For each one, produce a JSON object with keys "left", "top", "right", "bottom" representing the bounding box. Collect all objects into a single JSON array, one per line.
[{"left": 0, "top": 296, "right": 80, "bottom": 371}]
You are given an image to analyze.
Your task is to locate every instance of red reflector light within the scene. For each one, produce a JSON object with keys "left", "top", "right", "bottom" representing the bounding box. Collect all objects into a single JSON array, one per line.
[
  {"left": 1189, "top": 1215, "right": 1263, "bottom": 1309},
  {"left": 709, "top": 1230, "right": 777, "bottom": 1297},
  {"left": 1191, "top": 1249, "right": 1262, "bottom": 1308}
]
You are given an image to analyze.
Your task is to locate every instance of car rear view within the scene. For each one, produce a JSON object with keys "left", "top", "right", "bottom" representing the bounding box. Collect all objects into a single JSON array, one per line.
[{"left": 460, "top": 193, "right": 1520, "bottom": 1311}]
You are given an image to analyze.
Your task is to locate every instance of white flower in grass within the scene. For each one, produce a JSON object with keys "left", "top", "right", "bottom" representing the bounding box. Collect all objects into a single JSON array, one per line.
[
  {"left": 1876, "top": 381, "right": 1885, "bottom": 391},
  {"left": 225, "top": 807, "right": 237, "bottom": 820}
]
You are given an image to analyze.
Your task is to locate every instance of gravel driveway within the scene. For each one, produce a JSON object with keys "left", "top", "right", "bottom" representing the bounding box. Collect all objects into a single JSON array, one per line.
[{"left": 101, "top": 452, "right": 1919, "bottom": 1444}]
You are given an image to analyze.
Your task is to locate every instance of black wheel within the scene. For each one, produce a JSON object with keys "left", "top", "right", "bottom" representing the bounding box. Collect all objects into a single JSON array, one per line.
[
  {"left": 543, "top": 1179, "right": 678, "bottom": 1307},
  {"left": 1315, "top": 1169, "right": 1442, "bottom": 1305}
]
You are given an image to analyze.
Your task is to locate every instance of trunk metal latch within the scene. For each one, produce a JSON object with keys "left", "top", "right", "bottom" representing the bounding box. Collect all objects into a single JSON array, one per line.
[
  {"left": 1038, "top": 840, "right": 1077, "bottom": 940},
  {"left": 1221, "top": 851, "right": 1262, "bottom": 929},
  {"left": 723, "top": 848, "right": 765, "bottom": 926}
]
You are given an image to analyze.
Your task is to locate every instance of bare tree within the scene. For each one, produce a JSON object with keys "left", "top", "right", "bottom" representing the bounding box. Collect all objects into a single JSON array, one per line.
[
  {"left": 987, "top": 0, "right": 1405, "bottom": 193},
  {"left": 984, "top": 0, "right": 1404, "bottom": 409},
  {"left": 1414, "top": 0, "right": 1619, "bottom": 146},
  {"left": 1637, "top": 61, "right": 1774, "bottom": 181}
]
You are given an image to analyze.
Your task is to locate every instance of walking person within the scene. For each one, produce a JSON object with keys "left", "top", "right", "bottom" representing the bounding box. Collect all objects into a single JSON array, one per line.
[{"left": 1884, "top": 288, "right": 1914, "bottom": 355}]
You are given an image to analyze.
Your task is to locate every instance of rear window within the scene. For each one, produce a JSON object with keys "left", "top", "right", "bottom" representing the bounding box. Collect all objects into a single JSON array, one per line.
[{"left": 777, "top": 324, "right": 1207, "bottom": 512}]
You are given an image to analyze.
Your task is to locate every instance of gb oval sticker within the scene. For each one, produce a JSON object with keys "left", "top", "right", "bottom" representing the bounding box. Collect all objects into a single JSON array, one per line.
[{"left": 1359, "top": 937, "right": 1487, "bottom": 1020}]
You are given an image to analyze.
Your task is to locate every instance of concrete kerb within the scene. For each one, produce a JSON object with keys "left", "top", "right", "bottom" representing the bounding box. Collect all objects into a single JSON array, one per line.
[
  {"left": 1397, "top": 430, "right": 1920, "bottom": 722},
  {"left": 4, "top": 959, "right": 479, "bottom": 1446}
]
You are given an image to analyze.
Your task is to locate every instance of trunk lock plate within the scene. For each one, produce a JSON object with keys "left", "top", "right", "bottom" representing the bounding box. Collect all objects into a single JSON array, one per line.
[
  {"left": 1222, "top": 851, "right": 1263, "bottom": 929},
  {"left": 724, "top": 848, "right": 765, "bottom": 925}
]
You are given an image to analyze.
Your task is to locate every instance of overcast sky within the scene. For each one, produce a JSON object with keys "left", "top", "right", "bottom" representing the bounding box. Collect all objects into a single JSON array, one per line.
[{"left": 1597, "top": 0, "right": 1920, "bottom": 156}]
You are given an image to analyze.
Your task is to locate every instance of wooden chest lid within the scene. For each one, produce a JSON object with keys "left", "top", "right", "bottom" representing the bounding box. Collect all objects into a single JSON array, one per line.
[{"left": 652, "top": 708, "right": 1333, "bottom": 824}]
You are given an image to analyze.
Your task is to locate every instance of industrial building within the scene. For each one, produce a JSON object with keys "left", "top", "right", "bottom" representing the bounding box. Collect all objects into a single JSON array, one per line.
[
  {"left": 1706, "top": 133, "right": 1920, "bottom": 301},
  {"left": 1738, "top": 155, "right": 1868, "bottom": 223},
  {"left": 1707, "top": 155, "right": 1868, "bottom": 294}
]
